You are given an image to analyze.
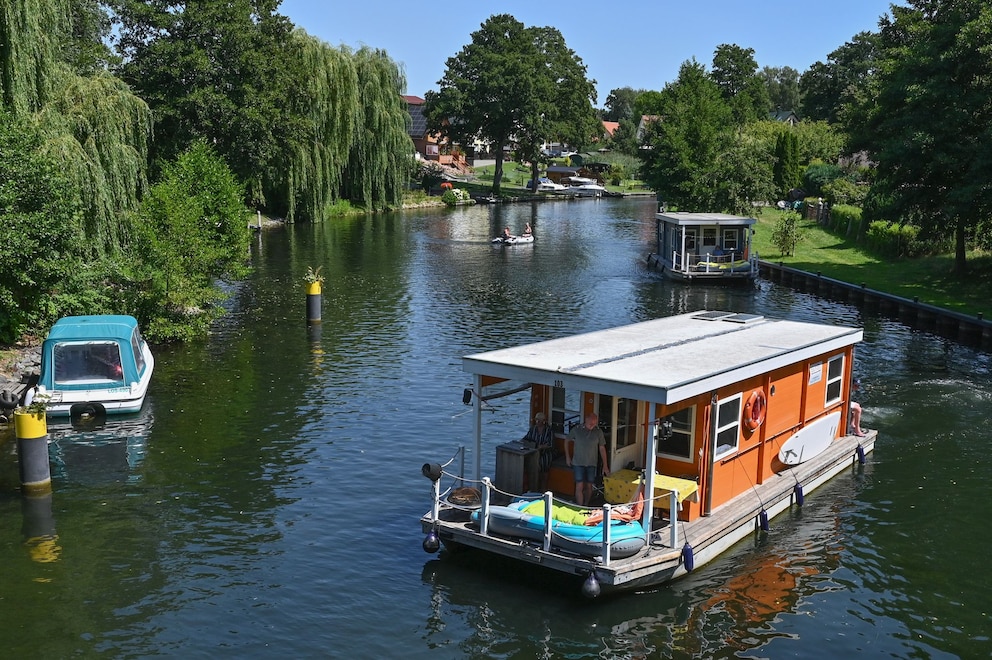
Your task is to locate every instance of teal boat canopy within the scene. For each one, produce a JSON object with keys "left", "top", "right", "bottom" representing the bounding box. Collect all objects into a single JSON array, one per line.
[{"left": 39, "top": 315, "right": 150, "bottom": 391}]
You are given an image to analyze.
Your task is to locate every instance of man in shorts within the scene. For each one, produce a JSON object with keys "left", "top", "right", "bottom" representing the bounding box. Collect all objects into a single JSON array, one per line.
[{"left": 566, "top": 412, "right": 609, "bottom": 506}]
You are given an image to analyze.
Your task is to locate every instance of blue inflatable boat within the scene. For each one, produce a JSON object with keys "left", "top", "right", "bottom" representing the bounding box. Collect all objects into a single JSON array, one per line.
[{"left": 473, "top": 499, "right": 647, "bottom": 559}]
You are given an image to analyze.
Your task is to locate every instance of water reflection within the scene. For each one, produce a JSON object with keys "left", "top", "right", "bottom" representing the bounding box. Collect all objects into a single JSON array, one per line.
[
  {"left": 3, "top": 198, "right": 990, "bottom": 657},
  {"left": 48, "top": 404, "right": 155, "bottom": 485}
]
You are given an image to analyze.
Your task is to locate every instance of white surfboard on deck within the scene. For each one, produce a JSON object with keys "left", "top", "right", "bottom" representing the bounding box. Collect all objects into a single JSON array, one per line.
[{"left": 778, "top": 410, "right": 842, "bottom": 465}]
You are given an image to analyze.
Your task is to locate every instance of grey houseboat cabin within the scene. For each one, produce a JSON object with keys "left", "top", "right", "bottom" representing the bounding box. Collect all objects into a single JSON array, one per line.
[
  {"left": 648, "top": 212, "right": 758, "bottom": 282},
  {"left": 420, "top": 311, "right": 875, "bottom": 596}
]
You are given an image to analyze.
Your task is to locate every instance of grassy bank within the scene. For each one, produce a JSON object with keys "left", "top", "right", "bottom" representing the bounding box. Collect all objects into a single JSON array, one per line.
[{"left": 752, "top": 209, "right": 992, "bottom": 318}]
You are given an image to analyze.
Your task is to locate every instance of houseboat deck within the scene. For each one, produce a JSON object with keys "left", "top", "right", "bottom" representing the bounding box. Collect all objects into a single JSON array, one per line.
[{"left": 422, "top": 429, "right": 874, "bottom": 591}]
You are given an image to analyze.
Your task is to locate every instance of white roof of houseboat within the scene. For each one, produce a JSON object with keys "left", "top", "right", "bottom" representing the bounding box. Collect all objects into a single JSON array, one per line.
[
  {"left": 463, "top": 311, "right": 862, "bottom": 405},
  {"left": 656, "top": 212, "right": 756, "bottom": 226}
]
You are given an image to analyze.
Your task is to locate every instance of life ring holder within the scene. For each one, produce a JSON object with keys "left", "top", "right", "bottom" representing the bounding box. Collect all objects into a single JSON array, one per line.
[{"left": 743, "top": 389, "right": 767, "bottom": 431}]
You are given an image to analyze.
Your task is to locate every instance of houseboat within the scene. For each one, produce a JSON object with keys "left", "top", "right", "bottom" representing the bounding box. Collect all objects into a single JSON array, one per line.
[
  {"left": 35, "top": 315, "right": 154, "bottom": 417},
  {"left": 648, "top": 212, "right": 759, "bottom": 282},
  {"left": 420, "top": 310, "right": 875, "bottom": 596}
]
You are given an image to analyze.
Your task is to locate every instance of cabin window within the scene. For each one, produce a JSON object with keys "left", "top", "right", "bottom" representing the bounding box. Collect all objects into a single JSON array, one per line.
[
  {"left": 723, "top": 229, "right": 738, "bottom": 250},
  {"left": 680, "top": 228, "right": 697, "bottom": 251},
  {"left": 131, "top": 329, "right": 145, "bottom": 373},
  {"left": 657, "top": 406, "right": 694, "bottom": 461},
  {"left": 53, "top": 341, "right": 123, "bottom": 384},
  {"left": 825, "top": 354, "right": 844, "bottom": 404},
  {"left": 551, "top": 386, "right": 581, "bottom": 436},
  {"left": 599, "top": 396, "right": 640, "bottom": 450},
  {"left": 702, "top": 228, "right": 717, "bottom": 246},
  {"left": 714, "top": 394, "right": 742, "bottom": 458}
]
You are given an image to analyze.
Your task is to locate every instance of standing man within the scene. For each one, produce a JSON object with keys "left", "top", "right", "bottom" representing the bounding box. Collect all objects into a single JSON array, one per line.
[{"left": 566, "top": 412, "right": 609, "bottom": 506}]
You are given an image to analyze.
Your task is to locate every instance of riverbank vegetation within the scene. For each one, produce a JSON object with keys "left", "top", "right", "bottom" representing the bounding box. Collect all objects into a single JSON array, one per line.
[
  {"left": 0, "top": 0, "right": 413, "bottom": 343},
  {"left": 2, "top": 1, "right": 989, "bottom": 347},
  {"left": 753, "top": 208, "right": 992, "bottom": 318}
]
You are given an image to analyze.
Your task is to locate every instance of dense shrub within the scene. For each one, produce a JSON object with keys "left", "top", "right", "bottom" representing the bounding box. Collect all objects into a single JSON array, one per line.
[
  {"left": 863, "top": 221, "right": 936, "bottom": 258},
  {"left": 822, "top": 178, "right": 868, "bottom": 207},
  {"left": 803, "top": 162, "right": 844, "bottom": 196},
  {"left": 829, "top": 204, "right": 863, "bottom": 236},
  {"left": 441, "top": 188, "right": 470, "bottom": 206},
  {"left": 418, "top": 161, "right": 445, "bottom": 193}
]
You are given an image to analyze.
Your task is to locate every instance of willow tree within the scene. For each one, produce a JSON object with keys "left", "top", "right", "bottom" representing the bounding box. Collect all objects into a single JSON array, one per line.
[
  {"left": 268, "top": 31, "right": 358, "bottom": 222},
  {"left": 339, "top": 46, "right": 412, "bottom": 211},
  {"left": 1, "top": 0, "right": 150, "bottom": 258}
]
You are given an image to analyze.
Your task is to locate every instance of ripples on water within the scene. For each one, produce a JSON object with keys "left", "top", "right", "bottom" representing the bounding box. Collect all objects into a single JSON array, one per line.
[{"left": 1, "top": 198, "right": 989, "bottom": 657}]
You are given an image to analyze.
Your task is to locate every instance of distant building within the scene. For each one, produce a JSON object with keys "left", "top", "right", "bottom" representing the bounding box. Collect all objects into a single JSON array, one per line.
[
  {"left": 402, "top": 95, "right": 470, "bottom": 171},
  {"left": 769, "top": 109, "right": 800, "bottom": 125}
]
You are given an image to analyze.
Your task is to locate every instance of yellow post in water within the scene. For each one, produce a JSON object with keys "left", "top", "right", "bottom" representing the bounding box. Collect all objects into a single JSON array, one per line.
[{"left": 14, "top": 409, "right": 51, "bottom": 494}]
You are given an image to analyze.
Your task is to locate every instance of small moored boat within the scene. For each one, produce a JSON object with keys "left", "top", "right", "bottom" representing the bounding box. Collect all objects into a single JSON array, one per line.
[{"left": 35, "top": 315, "right": 154, "bottom": 417}]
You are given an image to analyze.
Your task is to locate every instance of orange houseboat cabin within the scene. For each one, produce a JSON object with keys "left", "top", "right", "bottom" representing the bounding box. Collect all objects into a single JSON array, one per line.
[{"left": 420, "top": 310, "right": 875, "bottom": 596}]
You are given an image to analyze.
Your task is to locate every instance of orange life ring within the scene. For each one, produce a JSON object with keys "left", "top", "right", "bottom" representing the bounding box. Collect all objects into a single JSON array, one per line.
[{"left": 743, "top": 389, "right": 767, "bottom": 431}]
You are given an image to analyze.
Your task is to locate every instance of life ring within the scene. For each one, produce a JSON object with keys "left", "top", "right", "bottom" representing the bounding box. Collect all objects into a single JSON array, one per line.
[{"left": 743, "top": 389, "right": 767, "bottom": 431}]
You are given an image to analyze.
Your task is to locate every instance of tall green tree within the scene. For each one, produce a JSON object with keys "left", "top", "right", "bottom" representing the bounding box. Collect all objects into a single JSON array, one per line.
[
  {"left": 773, "top": 131, "right": 801, "bottom": 198},
  {"left": 799, "top": 32, "right": 880, "bottom": 124},
  {"left": 639, "top": 59, "right": 735, "bottom": 210},
  {"left": 110, "top": 0, "right": 295, "bottom": 207},
  {"left": 424, "top": 14, "right": 597, "bottom": 194},
  {"left": 339, "top": 47, "right": 412, "bottom": 210},
  {"left": 760, "top": 66, "right": 801, "bottom": 114},
  {"left": 2, "top": 0, "right": 150, "bottom": 258},
  {"left": 603, "top": 86, "right": 648, "bottom": 122},
  {"left": 856, "top": 0, "right": 992, "bottom": 275},
  {"left": 267, "top": 31, "right": 358, "bottom": 221},
  {"left": 711, "top": 44, "right": 770, "bottom": 124},
  {"left": 0, "top": 109, "right": 86, "bottom": 342}
]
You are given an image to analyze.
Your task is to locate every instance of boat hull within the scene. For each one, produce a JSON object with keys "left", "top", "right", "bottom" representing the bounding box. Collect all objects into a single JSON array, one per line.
[{"left": 425, "top": 431, "right": 875, "bottom": 592}]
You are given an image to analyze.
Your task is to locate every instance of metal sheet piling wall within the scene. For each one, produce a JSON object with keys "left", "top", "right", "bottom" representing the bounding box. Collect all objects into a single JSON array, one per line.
[{"left": 758, "top": 261, "right": 992, "bottom": 349}]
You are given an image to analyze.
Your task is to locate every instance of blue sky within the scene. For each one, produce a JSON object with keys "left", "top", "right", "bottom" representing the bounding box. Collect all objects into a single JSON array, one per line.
[{"left": 279, "top": 0, "right": 896, "bottom": 103}]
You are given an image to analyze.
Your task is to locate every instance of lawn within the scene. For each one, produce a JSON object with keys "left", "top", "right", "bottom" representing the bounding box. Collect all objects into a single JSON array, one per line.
[{"left": 752, "top": 209, "right": 992, "bottom": 318}]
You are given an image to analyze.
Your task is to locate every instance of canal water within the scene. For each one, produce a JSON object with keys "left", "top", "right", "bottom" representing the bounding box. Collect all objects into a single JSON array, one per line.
[{"left": 1, "top": 198, "right": 990, "bottom": 658}]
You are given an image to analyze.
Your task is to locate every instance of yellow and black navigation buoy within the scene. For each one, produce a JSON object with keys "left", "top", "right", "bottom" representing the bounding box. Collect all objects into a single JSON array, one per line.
[
  {"left": 307, "top": 280, "right": 322, "bottom": 324},
  {"left": 14, "top": 407, "right": 51, "bottom": 494},
  {"left": 304, "top": 266, "right": 324, "bottom": 324}
]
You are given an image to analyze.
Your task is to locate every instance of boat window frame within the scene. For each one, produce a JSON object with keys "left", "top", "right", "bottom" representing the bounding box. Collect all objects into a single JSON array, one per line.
[
  {"left": 714, "top": 393, "right": 742, "bottom": 458},
  {"left": 825, "top": 354, "right": 844, "bottom": 405},
  {"left": 723, "top": 229, "right": 738, "bottom": 251},
  {"left": 657, "top": 405, "right": 695, "bottom": 462},
  {"left": 551, "top": 386, "right": 581, "bottom": 437},
  {"left": 52, "top": 340, "right": 124, "bottom": 385},
  {"left": 680, "top": 228, "right": 697, "bottom": 251},
  {"left": 131, "top": 328, "right": 146, "bottom": 373},
  {"left": 702, "top": 227, "right": 717, "bottom": 247}
]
